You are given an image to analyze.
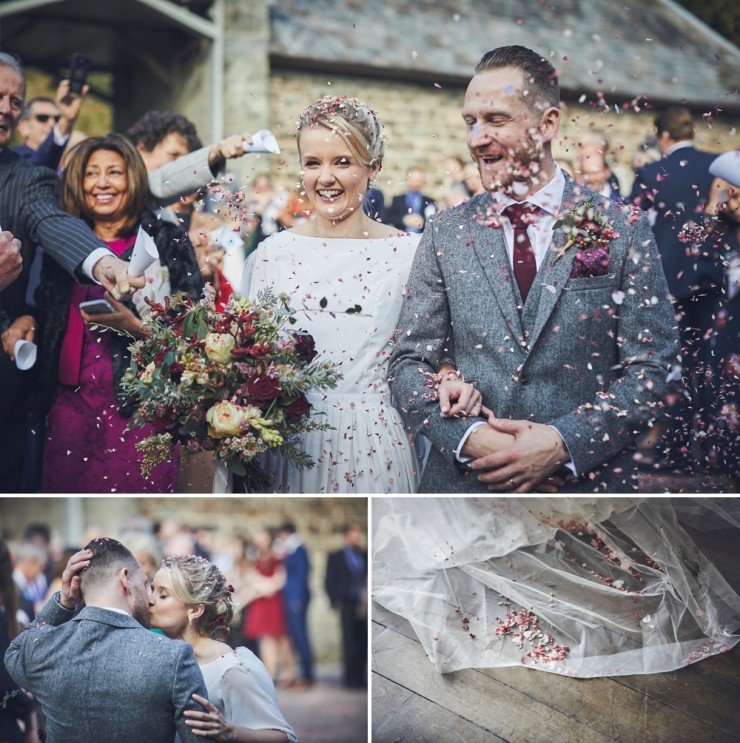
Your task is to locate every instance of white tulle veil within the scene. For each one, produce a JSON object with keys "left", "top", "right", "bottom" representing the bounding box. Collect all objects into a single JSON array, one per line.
[{"left": 373, "top": 498, "right": 740, "bottom": 677}]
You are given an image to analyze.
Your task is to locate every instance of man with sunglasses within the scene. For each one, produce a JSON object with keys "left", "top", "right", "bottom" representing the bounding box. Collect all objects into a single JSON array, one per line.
[{"left": 13, "top": 78, "right": 87, "bottom": 171}]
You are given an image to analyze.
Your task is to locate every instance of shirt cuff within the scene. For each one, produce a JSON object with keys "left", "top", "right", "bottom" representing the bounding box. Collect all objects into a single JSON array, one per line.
[
  {"left": 548, "top": 425, "right": 577, "bottom": 476},
  {"left": 81, "top": 247, "right": 117, "bottom": 283},
  {"left": 54, "top": 591, "right": 76, "bottom": 612},
  {"left": 52, "top": 124, "right": 70, "bottom": 147},
  {"left": 455, "top": 421, "right": 486, "bottom": 462}
]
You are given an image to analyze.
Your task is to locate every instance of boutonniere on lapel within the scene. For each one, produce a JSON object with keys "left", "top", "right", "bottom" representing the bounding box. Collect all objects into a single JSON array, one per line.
[{"left": 551, "top": 201, "right": 619, "bottom": 277}]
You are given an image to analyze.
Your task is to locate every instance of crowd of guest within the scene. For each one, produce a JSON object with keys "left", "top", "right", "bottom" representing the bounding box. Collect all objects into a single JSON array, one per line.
[
  {"left": 0, "top": 517, "right": 367, "bottom": 740},
  {"left": 0, "top": 47, "right": 736, "bottom": 491}
]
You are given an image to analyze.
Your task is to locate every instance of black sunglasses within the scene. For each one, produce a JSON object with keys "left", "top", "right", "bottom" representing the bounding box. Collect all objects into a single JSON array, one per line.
[{"left": 33, "top": 114, "right": 61, "bottom": 123}]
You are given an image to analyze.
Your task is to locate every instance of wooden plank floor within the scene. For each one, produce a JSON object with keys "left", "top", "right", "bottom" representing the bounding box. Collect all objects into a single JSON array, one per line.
[{"left": 372, "top": 603, "right": 740, "bottom": 743}]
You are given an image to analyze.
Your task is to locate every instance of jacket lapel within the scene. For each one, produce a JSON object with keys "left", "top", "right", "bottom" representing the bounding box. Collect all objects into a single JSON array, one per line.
[
  {"left": 469, "top": 201, "right": 527, "bottom": 349},
  {"left": 526, "top": 177, "right": 580, "bottom": 351}
]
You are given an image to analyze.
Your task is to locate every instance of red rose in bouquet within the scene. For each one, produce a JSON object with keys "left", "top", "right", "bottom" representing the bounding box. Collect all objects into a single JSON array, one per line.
[
  {"left": 243, "top": 374, "right": 281, "bottom": 405},
  {"left": 283, "top": 393, "right": 311, "bottom": 420}
]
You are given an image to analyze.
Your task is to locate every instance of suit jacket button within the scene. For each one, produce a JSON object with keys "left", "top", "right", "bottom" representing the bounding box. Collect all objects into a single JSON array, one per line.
[{"left": 519, "top": 373, "right": 531, "bottom": 385}]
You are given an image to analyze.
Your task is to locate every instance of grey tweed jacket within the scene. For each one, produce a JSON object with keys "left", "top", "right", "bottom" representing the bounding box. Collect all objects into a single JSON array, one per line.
[
  {"left": 5, "top": 597, "right": 215, "bottom": 743},
  {"left": 388, "top": 176, "right": 680, "bottom": 493}
]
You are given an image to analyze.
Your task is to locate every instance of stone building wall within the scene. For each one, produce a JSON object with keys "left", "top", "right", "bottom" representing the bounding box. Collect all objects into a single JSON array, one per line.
[
  {"left": 266, "top": 68, "right": 738, "bottom": 201},
  {"left": 0, "top": 496, "right": 367, "bottom": 664}
]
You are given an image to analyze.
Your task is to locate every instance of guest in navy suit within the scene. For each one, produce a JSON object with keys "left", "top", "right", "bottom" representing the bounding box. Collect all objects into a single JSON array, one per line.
[
  {"left": 277, "top": 522, "right": 313, "bottom": 687},
  {"left": 385, "top": 166, "right": 436, "bottom": 232},
  {"left": 325, "top": 524, "right": 367, "bottom": 688},
  {"left": 13, "top": 79, "right": 88, "bottom": 171},
  {"left": 630, "top": 106, "right": 718, "bottom": 469}
]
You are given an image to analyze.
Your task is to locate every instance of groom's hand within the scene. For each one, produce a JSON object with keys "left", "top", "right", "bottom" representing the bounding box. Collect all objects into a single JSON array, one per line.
[
  {"left": 60, "top": 549, "right": 93, "bottom": 608},
  {"left": 471, "top": 420, "right": 568, "bottom": 493}
]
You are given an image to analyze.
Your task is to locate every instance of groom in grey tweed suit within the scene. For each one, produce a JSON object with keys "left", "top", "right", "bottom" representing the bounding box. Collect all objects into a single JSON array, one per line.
[
  {"left": 5, "top": 539, "right": 214, "bottom": 743},
  {"left": 389, "top": 46, "right": 680, "bottom": 493}
]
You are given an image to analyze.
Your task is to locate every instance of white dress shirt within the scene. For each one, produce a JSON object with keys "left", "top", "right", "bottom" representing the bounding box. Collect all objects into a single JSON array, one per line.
[{"left": 454, "top": 167, "right": 577, "bottom": 475}]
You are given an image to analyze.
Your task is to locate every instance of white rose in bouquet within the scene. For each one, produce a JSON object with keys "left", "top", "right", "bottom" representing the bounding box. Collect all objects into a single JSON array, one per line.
[
  {"left": 206, "top": 401, "right": 249, "bottom": 438},
  {"left": 140, "top": 361, "right": 156, "bottom": 385},
  {"left": 204, "top": 332, "right": 236, "bottom": 364}
]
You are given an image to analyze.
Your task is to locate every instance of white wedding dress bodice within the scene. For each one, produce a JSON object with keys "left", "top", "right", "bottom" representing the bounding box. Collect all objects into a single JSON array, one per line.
[
  {"left": 231, "top": 229, "right": 421, "bottom": 493},
  {"left": 176, "top": 648, "right": 296, "bottom": 743}
]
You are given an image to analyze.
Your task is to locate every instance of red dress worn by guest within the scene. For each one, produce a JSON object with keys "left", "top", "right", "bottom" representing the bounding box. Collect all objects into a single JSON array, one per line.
[{"left": 244, "top": 557, "right": 287, "bottom": 639}]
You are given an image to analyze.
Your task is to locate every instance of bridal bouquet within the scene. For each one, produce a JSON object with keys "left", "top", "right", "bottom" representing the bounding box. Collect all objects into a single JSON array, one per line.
[{"left": 122, "top": 286, "right": 338, "bottom": 488}]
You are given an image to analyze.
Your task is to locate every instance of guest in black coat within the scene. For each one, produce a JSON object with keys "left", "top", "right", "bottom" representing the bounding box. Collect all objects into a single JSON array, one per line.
[
  {"left": 385, "top": 166, "right": 436, "bottom": 233},
  {"left": 325, "top": 524, "right": 367, "bottom": 688},
  {"left": 696, "top": 157, "right": 739, "bottom": 479},
  {"left": 630, "top": 106, "right": 718, "bottom": 468}
]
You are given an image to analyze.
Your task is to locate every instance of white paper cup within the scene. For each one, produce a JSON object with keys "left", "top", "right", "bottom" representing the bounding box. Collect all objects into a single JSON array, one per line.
[{"left": 14, "top": 339, "right": 37, "bottom": 371}]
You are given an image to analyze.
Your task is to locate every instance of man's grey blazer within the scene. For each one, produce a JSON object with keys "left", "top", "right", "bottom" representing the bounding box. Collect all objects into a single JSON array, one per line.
[
  {"left": 388, "top": 175, "right": 680, "bottom": 493},
  {"left": 148, "top": 145, "right": 224, "bottom": 211},
  {"left": 5, "top": 597, "right": 215, "bottom": 743}
]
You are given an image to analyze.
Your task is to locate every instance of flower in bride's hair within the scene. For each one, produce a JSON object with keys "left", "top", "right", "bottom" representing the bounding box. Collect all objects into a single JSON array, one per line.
[{"left": 204, "top": 332, "right": 236, "bottom": 364}]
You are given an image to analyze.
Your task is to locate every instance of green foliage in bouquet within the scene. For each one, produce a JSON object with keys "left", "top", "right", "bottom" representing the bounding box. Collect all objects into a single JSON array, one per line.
[{"left": 122, "top": 286, "right": 339, "bottom": 485}]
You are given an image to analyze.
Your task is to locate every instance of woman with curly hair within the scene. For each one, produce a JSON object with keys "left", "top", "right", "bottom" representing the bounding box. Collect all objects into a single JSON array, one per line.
[{"left": 149, "top": 555, "right": 296, "bottom": 742}]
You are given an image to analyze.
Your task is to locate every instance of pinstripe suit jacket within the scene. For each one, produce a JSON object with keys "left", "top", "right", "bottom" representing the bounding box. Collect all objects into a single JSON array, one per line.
[
  {"left": 0, "top": 147, "right": 111, "bottom": 427},
  {"left": 5, "top": 597, "right": 215, "bottom": 743},
  {"left": 388, "top": 176, "right": 680, "bottom": 493},
  {"left": 0, "top": 147, "right": 107, "bottom": 312}
]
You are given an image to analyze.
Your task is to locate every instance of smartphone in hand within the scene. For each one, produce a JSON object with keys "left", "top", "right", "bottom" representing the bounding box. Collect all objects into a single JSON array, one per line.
[
  {"left": 79, "top": 299, "right": 114, "bottom": 315},
  {"left": 68, "top": 53, "right": 92, "bottom": 95}
]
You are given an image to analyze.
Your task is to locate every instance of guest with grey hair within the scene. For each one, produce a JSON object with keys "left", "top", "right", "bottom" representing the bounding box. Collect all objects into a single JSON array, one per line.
[{"left": 11, "top": 540, "right": 48, "bottom": 622}]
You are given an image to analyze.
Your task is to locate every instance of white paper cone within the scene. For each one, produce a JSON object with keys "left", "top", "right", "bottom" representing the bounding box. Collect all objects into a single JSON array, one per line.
[
  {"left": 210, "top": 226, "right": 244, "bottom": 252},
  {"left": 128, "top": 226, "right": 160, "bottom": 276},
  {"left": 14, "top": 339, "right": 37, "bottom": 371},
  {"left": 242, "top": 129, "right": 281, "bottom": 155}
]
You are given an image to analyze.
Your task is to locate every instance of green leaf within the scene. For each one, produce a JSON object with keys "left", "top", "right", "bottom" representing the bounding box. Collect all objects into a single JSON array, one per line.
[
  {"left": 228, "top": 458, "right": 247, "bottom": 476},
  {"left": 346, "top": 304, "right": 362, "bottom": 314},
  {"left": 196, "top": 317, "right": 208, "bottom": 339},
  {"left": 319, "top": 297, "right": 328, "bottom": 309}
]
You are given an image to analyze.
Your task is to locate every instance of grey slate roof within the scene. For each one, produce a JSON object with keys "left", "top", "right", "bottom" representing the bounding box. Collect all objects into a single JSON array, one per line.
[{"left": 269, "top": 0, "right": 740, "bottom": 111}]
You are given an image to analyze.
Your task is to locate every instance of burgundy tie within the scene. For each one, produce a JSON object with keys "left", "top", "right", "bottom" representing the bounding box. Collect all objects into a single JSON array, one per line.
[{"left": 503, "top": 203, "right": 539, "bottom": 302}]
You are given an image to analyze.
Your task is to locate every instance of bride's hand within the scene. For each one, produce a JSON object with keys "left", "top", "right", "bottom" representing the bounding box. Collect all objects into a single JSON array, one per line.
[
  {"left": 439, "top": 376, "right": 483, "bottom": 418},
  {"left": 185, "top": 694, "right": 232, "bottom": 740}
]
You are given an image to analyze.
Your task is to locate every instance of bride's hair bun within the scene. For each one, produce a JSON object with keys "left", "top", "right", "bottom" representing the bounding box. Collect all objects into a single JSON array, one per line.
[
  {"left": 164, "top": 555, "right": 235, "bottom": 639},
  {"left": 297, "top": 95, "right": 385, "bottom": 168}
]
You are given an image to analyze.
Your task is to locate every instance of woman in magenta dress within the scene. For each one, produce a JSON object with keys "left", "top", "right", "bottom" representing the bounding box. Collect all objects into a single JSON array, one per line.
[
  {"left": 33, "top": 134, "right": 202, "bottom": 493},
  {"left": 242, "top": 530, "right": 294, "bottom": 684}
]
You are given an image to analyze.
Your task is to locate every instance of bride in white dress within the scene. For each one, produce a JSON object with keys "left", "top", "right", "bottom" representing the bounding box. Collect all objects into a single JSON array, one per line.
[
  {"left": 234, "top": 96, "right": 443, "bottom": 493},
  {"left": 149, "top": 555, "right": 296, "bottom": 742}
]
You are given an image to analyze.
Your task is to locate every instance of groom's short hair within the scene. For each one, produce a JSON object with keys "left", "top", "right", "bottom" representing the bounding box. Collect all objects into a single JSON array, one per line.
[
  {"left": 80, "top": 538, "right": 141, "bottom": 596},
  {"left": 475, "top": 46, "right": 559, "bottom": 112},
  {"left": 654, "top": 106, "right": 694, "bottom": 142}
]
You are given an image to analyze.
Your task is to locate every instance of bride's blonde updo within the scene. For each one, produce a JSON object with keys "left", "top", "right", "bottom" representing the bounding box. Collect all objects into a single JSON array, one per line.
[
  {"left": 297, "top": 95, "right": 385, "bottom": 168},
  {"left": 163, "top": 555, "right": 235, "bottom": 638}
]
